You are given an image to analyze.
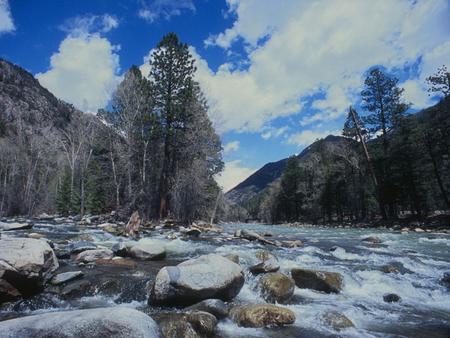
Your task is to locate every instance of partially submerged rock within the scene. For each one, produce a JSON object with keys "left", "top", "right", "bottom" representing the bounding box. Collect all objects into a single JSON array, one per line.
[
  {"left": 75, "top": 248, "right": 114, "bottom": 263},
  {"left": 249, "top": 250, "right": 280, "bottom": 275},
  {"left": 149, "top": 254, "right": 244, "bottom": 306},
  {"left": 380, "top": 265, "right": 398, "bottom": 273},
  {"left": 50, "top": 271, "right": 83, "bottom": 285},
  {"left": 186, "top": 299, "right": 229, "bottom": 319},
  {"left": 323, "top": 311, "right": 354, "bottom": 331},
  {"left": 0, "top": 221, "right": 33, "bottom": 231},
  {"left": 155, "top": 311, "right": 217, "bottom": 338},
  {"left": 224, "top": 254, "right": 240, "bottom": 264},
  {"left": 112, "top": 241, "right": 129, "bottom": 257},
  {"left": 291, "top": 268, "right": 343, "bottom": 293},
  {"left": 0, "top": 237, "right": 58, "bottom": 303},
  {"left": 361, "top": 236, "right": 382, "bottom": 244},
  {"left": 383, "top": 293, "right": 401, "bottom": 303},
  {"left": 260, "top": 272, "right": 295, "bottom": 303},
  {"left": 229, "top": 304, "right": 295, "bottom": 328},
  {"left": 239, "top": 229, "right": 277, "bottom": 246},
  {"left": 441, "top": 272, "right": 450, "bottom": 291},
  {"left": 0, "top": 307, "right": 160, "bottom": 338},
  {"left": 130, "top": 240, "right": 166, "bottom": 261}
]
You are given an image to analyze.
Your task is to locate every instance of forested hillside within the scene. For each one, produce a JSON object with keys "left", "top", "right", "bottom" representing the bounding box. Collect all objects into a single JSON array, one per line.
[
  {"left": 230, "top": 67, "right": 450, "bottom": 224},
  {"left": 0, "top": 33, "right": 223, "bottom": 222}
]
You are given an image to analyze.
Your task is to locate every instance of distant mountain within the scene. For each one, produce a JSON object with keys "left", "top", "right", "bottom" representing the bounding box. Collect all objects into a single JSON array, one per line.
[{"left": 226, "top": 134, "right": 349, "bottom": 205}]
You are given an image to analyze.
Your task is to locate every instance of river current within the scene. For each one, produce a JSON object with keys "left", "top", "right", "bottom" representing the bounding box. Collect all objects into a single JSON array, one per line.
[{"left": 1, "top": 220, "right": 449, "bottom": 337}]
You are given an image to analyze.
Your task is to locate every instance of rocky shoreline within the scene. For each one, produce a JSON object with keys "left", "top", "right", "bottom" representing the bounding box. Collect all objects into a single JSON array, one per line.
[{"left": 0, "top": 213, "right": 449, "bottom": 337}]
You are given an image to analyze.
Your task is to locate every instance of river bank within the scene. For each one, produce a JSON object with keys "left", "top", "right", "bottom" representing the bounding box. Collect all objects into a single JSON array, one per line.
[{"left": 0, "top": 215, "right": 449, "bottom": 337}]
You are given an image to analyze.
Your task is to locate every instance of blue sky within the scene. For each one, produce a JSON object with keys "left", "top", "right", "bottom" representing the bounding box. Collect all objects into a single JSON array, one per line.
[{"left": 1, "top": 0, "right": 449, "bottom": 191}]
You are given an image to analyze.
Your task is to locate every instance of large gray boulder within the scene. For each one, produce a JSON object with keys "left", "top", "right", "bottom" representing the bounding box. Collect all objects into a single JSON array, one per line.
[
  {"left": 149, "top": 254, "right": 244, "bottom": 306},
  {"left": 0, "top": 221, "right": 33, "bottom": 231},
  {"left": 229, "top": 304, "right": 295, "bottom": 328},
  {"left": 0, "top": 237, "right": 58, "bottom": 303},
  {"left": 75, "top": 249, "right": 114, "bottom": 263},
  {"left": 130, "top": 240, "right": 166, "bottom": 261},
  {"left": 0, "top": 307, "right": 161, "bottom": 338}
]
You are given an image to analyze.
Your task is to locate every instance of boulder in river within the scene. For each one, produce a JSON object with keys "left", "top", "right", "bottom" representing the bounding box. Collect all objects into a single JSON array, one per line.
[
  {"left": 155, "top": 311, "right": 217, "bottom": 338},
  {"left": 186, "top": 299, "right": 229, "bottom": 319},
  {"left": 130, "top": 240, "right": 166, "bottom": 260},
  {"left": 361, "top": 236, "right": 382, "bottom": 244},
  {"left": 224, "top": 254, "right": 240, "bottom": 264},
  {"left": 0, "top": 307, "right": 160, "bottom": 338},
  {"left": 383, "top": 293, "right": 401, "bottom": 303},
  {"left": 112, "top": 241, "right": 129, "bottom": 257},
  {"left": 322, "top": 311, "right": 354, "bottom": 331},
  {"left": 50, "top": 271, "right": 83, "bottom": 285},
  {"left": 260, "top": 272, "right": 295, "bottom": 303},
  {"left": 229, "top": 304, "right": 295, "bottom": 328},
  {"left": 239, "top": 229, "right": 277, "bottom": 246},
  {"left": 0, "top": 221, "right": 33, "bottom": 231},
  {"left": 291, "top": 268, "right": 343, "bottom": 293},
  {"left": 124, "top": 210, "right": 141, "bottom": 238},
  {"left": 249, "top": 250, "right": 280, "bottom": 275},
  {"left": 149, "top": 254, "right": 244, "bottom": 306},
  {"left": 441, "top": 272, "right": 450, "bottom": 291},
  {"left": 380, "top": 265, "right": 398, "bottom": 273},
  {"left": 0, "top": 237, "right": 58, "bottom": 303},
  {"left": 75, "top": 248, "right": 114, "bottom": 263}
]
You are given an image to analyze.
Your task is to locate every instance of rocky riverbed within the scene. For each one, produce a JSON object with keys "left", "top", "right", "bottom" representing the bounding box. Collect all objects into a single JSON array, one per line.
[{"left": 0, "top": 216, "right": 450, "bottom": 337}]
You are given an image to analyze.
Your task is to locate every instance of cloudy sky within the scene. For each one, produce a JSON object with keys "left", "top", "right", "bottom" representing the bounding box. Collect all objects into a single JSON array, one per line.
[{"left": 1, "top": 0, "right": 449, "bottom": 191}]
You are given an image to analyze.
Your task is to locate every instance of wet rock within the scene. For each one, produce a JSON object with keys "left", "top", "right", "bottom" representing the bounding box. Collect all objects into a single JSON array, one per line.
[
  {"left": 329, "top": 246, "right": 338, "bottom": 252},
  {"left": 0, "top": 307, "right": 160, "bottom": 338},
  {"left": 323, "top": 311, "right": 354, "bottom": 331},
  {"left": 440, "top": 272, "right": 450, "bottom": 290},
  {"left": 60, "top": 279, "right": 92, "bottom": 298},
  {"left": 186, "top": 299, "right": 229, "bottom": 319},
  {"left": 75, "top": 248, "right": 114, "bottom": 263},
  {"left": 281, "top": 240, "right": 302, "bottom": 248},
  {"left": 28, "top": 232, "right": 44, "bottom": 239},
  {"left": 0, "top": 237, "right": 58, "bottom": 303},
  {"left": 50, "top": 271, "right": 83, "bottom": 285},
  {"left": 130, "top": 240, "right": 166, "bottom": 261},
  {"left": 55, "top": 248, "right": 71, "bottom": 259},
  {"left": 99, "top": 222, "right": 120, "bottom": 235},
  {"left": 69, "top": 240, "right": 97, "bottom": 254},
  {"left": 260, "top": 272, "right": 295, "bottom": 303},
  {"left": 229, "top": 304, "right": 295, "bottom": 328},
  {"left": 124, "top": 210, "right": 141, "bottom": 238},
  {"left": 186, "top": 227, "right": 202, "bottom": 237},
  {"left": 149, "top": 254, "right": 244, "bottom": 306},
  {"left": 225, "top": 254, "right": 240, "bottom": 264},
  {"left": 380, "top": 265, "right": 398, "bottom": 273},
  {"left": 383, "top": 293, "right": 401, "bottom": 303},
  {"left": 0, "top": 221, "right": 33, "bottom": 231},
  {"left": 249, "top": 250, "right": 280, "bottom": 275},
  {"left": 361, "top": 236, "right": 382, "bottom": 244},
  {"left": 155, "top": 311, "right": 217, "bottom": 338},
  {"left": 112, "top": 241, "right": 129, "bottom": 257},
  {"left": 414, "top": 227, "right": 425, "bottom": 233},
  {"left": 291, "top": 268, "right": 343, "bottom": 293}
]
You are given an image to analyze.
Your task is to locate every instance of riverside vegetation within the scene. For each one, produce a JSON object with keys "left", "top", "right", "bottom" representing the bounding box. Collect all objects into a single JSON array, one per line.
[{"left": 0, "top": 33, "right": 450, "bottom": 337}]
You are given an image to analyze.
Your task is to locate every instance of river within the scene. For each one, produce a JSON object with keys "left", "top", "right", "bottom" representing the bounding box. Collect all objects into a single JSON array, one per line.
[{"left": 0, "top": 219, "right": 449, "bottom": 337}]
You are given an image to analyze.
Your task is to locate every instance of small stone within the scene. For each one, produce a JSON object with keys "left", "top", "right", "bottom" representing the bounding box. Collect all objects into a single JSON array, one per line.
[
  {"left": 230, "top": 304, "right": 295, "bottom": 328},
  {"left": 381, "top": 265, "right": 398, "bottom": 273},
  {"left": 383, "top": 293, "right": 401, "bottom": 303},
  {"left": 75, "top": 249, "right": 114, "bottom": 263},
  {"left": 323, "top": 311, "right": 354, "bottom": 331},
  {"left": 361, "top": 236, "right": 382, "bottom": 244}
]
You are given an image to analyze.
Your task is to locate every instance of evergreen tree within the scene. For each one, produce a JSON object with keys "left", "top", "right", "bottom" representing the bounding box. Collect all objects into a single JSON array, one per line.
[
  {"left": 56, "top": 170, "right": 71, "bottom": 216},
  {"left": 426, "top": 65, "right": 450, "bottom": 99}
]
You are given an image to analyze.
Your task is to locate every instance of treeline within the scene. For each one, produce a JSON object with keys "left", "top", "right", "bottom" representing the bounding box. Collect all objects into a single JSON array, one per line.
[
  {"left": 255, "top": 66, "right": 450, "bottom": 223},
  {"left": 0, "top": 33, "right": 223, "bottom": 222}
]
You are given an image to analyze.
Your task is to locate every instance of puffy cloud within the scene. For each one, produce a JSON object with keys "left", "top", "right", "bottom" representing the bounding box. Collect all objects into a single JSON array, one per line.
[
  {"left": 60, "top": 14, "right": 119, "bottom": 36},
  {"left": 215, "top": 160, "right": 256, "bottom": 192},
  {"left": 223, "top": 141, "right": 240, "bottom": 155},
  {"left": 287, "top": 129, "right": 340, "bottom": 147},
  {"left": 401, "top": 79, "right": 432, "bottom": 109},
  {"left": 194, "top": 0, "right": 450, "bottom": 133},
  {"left": 0, "top": 0, "right": 15, "bottom": 34},
  {"left": 36, "top": 34, "right": 121, "bottom": 112},
  {"left": 138, "top": 0, "right": 195, "bottom": 23}
]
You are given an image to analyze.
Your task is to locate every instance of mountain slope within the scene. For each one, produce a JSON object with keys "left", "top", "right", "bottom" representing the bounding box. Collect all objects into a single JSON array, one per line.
[{"left": 226, "top": 135, "right": 350, "bottom": 205}]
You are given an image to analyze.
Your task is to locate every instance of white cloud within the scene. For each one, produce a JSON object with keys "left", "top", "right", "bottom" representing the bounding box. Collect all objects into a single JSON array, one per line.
[
  {"left": 287, "top": 129, "right": 340, "bottom": 147},
  {"left": 60, "top": 14, "right": 119, "bottom": 36},
  {"left": 138, "top": 0, "right": 195, "bottom": 23},
  {"left": 194, "top": 0, "right": 450, "bottom": 133},
  {"left": 0, "top": 0, "right": 15, "bottom": 34},
  {"left": 215, "top": 160, "right": 256, "bottom": 192},
  {"left": 223, "top": 141, "right": 240, "bottom": 155},
  {"left": 401, "top": 79, "right": 432, "bottom": 109},
  {"left": 36, "top": 34, "right": 121, "bottom": 112},
  {"left": 261, "top": 125, "right": 288, "bottom": 140}
]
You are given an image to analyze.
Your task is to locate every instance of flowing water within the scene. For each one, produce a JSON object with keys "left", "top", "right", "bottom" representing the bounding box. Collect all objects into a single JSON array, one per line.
[{"left": 1, "top": 220, "right": 450, "bottom": 338}]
